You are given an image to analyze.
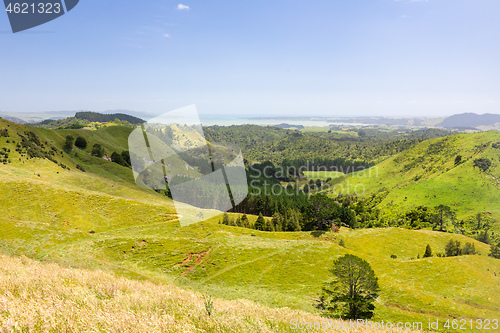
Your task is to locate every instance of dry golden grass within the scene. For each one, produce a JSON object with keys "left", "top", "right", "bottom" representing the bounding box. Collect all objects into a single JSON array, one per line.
[{"left": 0, "top": 254, "right": 420, "bottom": 333}]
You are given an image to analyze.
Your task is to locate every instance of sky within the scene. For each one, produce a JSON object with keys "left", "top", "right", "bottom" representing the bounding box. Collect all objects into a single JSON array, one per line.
[{"left": 1, "top": 0, "right": 499, "bottom": 118}]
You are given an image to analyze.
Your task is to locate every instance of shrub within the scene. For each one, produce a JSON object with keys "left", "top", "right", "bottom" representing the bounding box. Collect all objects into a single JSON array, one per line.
[
  {"left": 473, "top": 158, "right": 491, "bottom": 172},
  {"left": 462, "top": 242, "right": 476, "bottom": 255},
  {"left": 445, "top": 239, "right": 461, "bottom": 257},
  {"left": 75, "top": 136, "right": 87, "bottom": 149},
  {"left": 423, "top": 244, "right": 433, "bottom": 258},
  {"left": 63, "top": 135, "right": 74, "bottom": 151},
  {"left": 489, "top": 244, "right": 500, "bottom": 259},
  {"left": 111, "top": 151, "right": 127, "bottom": 166},
  {"left": 92, "top": 144, "right": 104, "bottom": 157}
]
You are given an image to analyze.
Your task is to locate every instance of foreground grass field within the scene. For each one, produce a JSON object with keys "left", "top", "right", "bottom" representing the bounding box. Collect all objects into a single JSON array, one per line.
[{"left": 0, "top": 254, "right": 350, "bottom": 333}]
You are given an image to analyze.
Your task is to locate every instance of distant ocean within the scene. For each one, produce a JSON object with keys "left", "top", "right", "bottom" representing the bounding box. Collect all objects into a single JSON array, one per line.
[{"left": 197, "top": 115, "right": 365, "bottom": 127}]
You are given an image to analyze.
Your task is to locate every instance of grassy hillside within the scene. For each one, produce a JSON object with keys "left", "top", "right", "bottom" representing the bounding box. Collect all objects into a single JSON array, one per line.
[
  {"left": 1, "top": 119, "right": 500, "bottom": 332},
  {"left": 335, "top": 131, "right": 500, "bottom": 222}
]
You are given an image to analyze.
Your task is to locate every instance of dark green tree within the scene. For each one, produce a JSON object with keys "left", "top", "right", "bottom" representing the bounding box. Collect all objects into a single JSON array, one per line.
[
  {"left": 423, "top": 244, "right": 433, "bottom": 258},
  {"left": 265, "top": 218, "right": 275, "bottom": 232},
  {"left": 303, "top": 184, "right": 309, "bottom": 194},
  {"left": 445, "top": 239, "right": 461, "bottom": 257},
  {"left": 318, "top": 254, "right": 380, "bottom": 320},
  {"left": 476, "top": 212, "right": 482, "bottom": 229},
  {"left": 271, "top": 212, "right": 283, "bottom": 231},
  {"left": 290, "top": 214, "right": 302, "bottom": 231},
  {"left": 454, "top": 155, "right": 462, "bottom": 166},
  {"left": 476, "top": 230, "right": 491, "bottom": 244},
  {"left": 432, "top": 205, "right": 455, "bottom": 232},
  {"left": 63, "top": 135, "right": 74, "bottom": 151},
  {"left": 111, "top": 151, "right": 127, "bottom": 166},
  {"left": 255, "top": 213, "right": 265, "bottom": 231},
  {"left": 489, "top": 243, "right": 500, "bottom": 259},
  {"left": 340, "top": 207, "right": 358, "bottom": 229},
  {"left": 462, "top": 242, "right": 476, "bottom": 255},
  {"left": 91, "top": 144, "right": 104, "bottom": 157},
  {"left": 235, "top": 216, "right": 242, "bottom": 227},
  {"left": 74, "top": 136, "right": 87, "bottom": 149},
  {"left": 222, "top": 212, "right": 229, "bottom": 225},
  {"left": 241, "top": 214, "right": 250, "bottom": 228},
  {"left": 473, "top": 158, "right": 492, "bottom": 172},
  {"left": 121, "top": 150, "right": 131, "bottom": 166}
]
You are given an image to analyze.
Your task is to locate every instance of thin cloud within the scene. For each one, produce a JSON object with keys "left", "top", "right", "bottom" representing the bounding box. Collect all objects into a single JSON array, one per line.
[
  {"left": 176, "top": 4, "right": 190, "bottom": 10},
  {"left": 163, "top": 33, "right": 171, "bottom": 38}
]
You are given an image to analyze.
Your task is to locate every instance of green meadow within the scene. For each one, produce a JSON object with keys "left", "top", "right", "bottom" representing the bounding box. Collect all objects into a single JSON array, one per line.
[{"left": 302, "top": 170, "right": 344, "bottom": 181}]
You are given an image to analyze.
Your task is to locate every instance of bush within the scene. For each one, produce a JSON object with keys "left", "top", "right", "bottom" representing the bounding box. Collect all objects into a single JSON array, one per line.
[
  {"left": 121, "top": 150, "right": 131, "bottom": 166},
  {"left": 445, "top": 239, "right": 461, "bottom": 257},
  {"left": 91, "top": 144, "right": 104, "bottom": 157},
  {"left": 63, "top": 135, "right": 74, "bottom": 151},
  {"left": 76, "top": 164, "right": 86, "bottom": 172},
  {"left": 75, "top": 136, "right": 87, "bottom": 149},
  {"left": 462, "top": 242, "right": 476, "bottom": 255},
  {"left": 473, "top": 158, "right": 492, "bottom": 172},
  {"left": 489, "top": 244, "right": 500, "bottom": 259},
  {"left": 111, "top": 151, "right": 127, "bottom": 166},
  {"left": 423, "top": 244, "right": 433, "bottom": 258}
]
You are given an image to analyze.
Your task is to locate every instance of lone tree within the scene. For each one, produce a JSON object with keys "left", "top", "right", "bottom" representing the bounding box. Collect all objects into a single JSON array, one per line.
[
  {"left": 318, "top": 254, "right": 380, "bottom": 320},
  {"left": 489, "top": 243, "right": 500, "bottom": 259},
  {"left": 74, "top": 136, "right": 87, "bottom": 149},
  {"left": 254, "top": 213, "right": 265, "bottom": 231},
  {"left": 63, "top": 135, "right": 74, "bottom": 151},
  {"left": 91, "top": 144, "right": 104, "bottom": 157},
  {"left": 222, "top": 212, "right": 229, "bottom": 225},
  {"left": 432, "top": 205, "right": 455, "bottom": 232},
  {"left": 445, "top": 239, "right": 462, "bottom": 257},
  {"left": 111, "top": 151, "right": 127, "bottom": 166},
  {"left": 423, "top": 244, "right": 433, "bottom": 258}
]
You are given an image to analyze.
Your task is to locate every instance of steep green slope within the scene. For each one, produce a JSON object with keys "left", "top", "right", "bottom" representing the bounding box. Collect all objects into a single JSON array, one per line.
[{"left": 336, "top": 131, "right": 500, "bottom": 220}]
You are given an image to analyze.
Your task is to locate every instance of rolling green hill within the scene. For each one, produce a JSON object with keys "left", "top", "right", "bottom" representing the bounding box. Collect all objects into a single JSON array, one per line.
[
  {"left": 1, "top": 118, "right": 499, "bottom": 332},
  {"left": 334, "top": 131, "right": 500, "bottom": 231}
]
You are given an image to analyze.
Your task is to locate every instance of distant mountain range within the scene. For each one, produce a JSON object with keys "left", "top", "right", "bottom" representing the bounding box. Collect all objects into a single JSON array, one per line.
[
  {"left": 436, "top": 113, "right": 500, "bottom": 129},
  {"left": 74, "top": 111, "right": 144, "bottom": 124},
  {"left": 273, "top": 123, "right": 305, "bottom": 129},
  {"left": 0, "top": 110, "right": 156, "bottom": 124},
  {"left": 2, "top": 110, "right": 500, "bottom": 130}
]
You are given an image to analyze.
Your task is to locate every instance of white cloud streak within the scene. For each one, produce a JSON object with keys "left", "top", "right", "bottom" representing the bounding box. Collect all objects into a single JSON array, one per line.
[{"left": 176, "top": 4, "right": 190, "bottom": 10}]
